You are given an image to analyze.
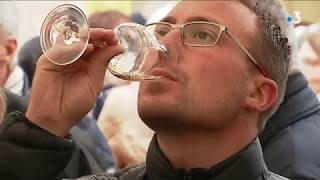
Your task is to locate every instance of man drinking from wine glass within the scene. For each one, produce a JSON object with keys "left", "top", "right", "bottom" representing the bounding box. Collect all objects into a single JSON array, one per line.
[{"left": 0, "top": 1, "right": 294, "bottom": 179}]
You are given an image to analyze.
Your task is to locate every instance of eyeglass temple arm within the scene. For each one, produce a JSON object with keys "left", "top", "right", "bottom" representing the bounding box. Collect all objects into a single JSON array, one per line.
[{"left": 225, "top": 29, "right": 268, "bottom": 77}]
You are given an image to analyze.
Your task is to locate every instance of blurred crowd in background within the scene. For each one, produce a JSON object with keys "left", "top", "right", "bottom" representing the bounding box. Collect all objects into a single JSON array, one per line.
[{"left": 1, "top": 0, "right": 320, "bottom": 178}]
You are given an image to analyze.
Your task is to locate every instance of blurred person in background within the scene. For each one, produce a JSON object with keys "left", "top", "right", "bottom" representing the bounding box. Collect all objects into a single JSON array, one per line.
[
  {"left": 130, "top": 12, "right": 147, "bottom": 26},
  {"left": 98, "top": 81, "right": 153, "bottom": 168},
  {"left": 0, "top": 2, "right": 29, "bottom": 96},
  {"left": 0, "top": 24, "right": 30, "bottom": 114},
  {"left": 0, "top": 1, "right": 294, "bottom": 180},
  {"left": 17, "top": 36, "right": 42, "bottom": 88},
  {"left": 296, "top": 24, "right": 320, "bottom": 97},
  {"left": 0, "top": 1, "right": 29, "bottom": 123},
  {"left": 259, "top": 23, "right": 320, "bottom": 179},
  {"left": 89, "top": 10, "right": 131, "bottom": 29}
]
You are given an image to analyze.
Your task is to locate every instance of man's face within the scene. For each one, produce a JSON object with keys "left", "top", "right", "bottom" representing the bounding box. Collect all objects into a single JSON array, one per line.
[
  {"left": 0, "top": 32, "right": 16, "bottom": 85},
  {"left": 138, "top": 1, "right": 259, "bottom": 132}
]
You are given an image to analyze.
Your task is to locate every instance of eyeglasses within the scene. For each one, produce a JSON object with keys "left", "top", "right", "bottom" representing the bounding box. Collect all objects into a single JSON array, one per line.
[{"left": 145, "top": 21, "right": 268, "bottom": 77}]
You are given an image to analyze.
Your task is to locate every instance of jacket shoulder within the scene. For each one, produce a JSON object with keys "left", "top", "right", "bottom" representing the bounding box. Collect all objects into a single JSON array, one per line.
[
  {"left": 267, "top": 171, "right": 290, "bottom": 180},
  {"left": 71, "top": 163, "right": 146, "bottom": 180}
]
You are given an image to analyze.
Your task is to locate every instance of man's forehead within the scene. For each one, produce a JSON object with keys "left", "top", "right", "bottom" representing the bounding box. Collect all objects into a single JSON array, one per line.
[{"left": 163, "top": 1, "right": 257, "bottom": 32}]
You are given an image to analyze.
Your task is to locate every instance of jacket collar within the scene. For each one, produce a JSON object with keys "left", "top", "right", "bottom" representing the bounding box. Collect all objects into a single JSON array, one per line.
[
  {"left": 145, "top": 135, "right": 268, "bottom": 180},
  {"left": 259, "top": 72, "right": 320, "bottom": 146}
]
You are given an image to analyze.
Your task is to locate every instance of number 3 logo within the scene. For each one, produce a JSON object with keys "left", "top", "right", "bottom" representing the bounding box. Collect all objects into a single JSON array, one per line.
[{"left": 292, "top": 11, "right": 302, "bottom": 24}]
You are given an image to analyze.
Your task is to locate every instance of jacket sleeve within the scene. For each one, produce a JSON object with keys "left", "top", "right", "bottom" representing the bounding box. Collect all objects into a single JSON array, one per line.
[{"left": 0, "top": 111, "right": 75, "bottom": 180}]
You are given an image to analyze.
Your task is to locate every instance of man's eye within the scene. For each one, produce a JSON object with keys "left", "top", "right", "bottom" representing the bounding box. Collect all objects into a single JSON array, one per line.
[
  {"left": 192, "top": 30, "right": 217, "bottom": 44},
  {"left": 194, "top": 31, "right": 212, "bottom": 41},
  {"left": 157, "top": 30, "right": 168, "bottom": 37},
  {"left": 154, "top": 26, "right": 171, "bottom": 37}
]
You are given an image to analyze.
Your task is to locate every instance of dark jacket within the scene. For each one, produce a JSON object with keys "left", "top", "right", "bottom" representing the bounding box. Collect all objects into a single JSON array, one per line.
[
  {"left": 3, "top": 88, "right": 28, "bottom": 114},
  {"left": 0, "top": 113, "right": 288, "bottom": 180},
  {"left": 79, "top": 137, "right": 288, "bottom": 180},
  {"left": 260, "top": 72, "right": 320, "bottom": 179},
  {"left": 0, "top": 112, "right": 114, "bottom": 179},
  {"left": 71, "top": 116, "right": 115, "bottom": 173},
  {"left": 3, "top": 89, "right": 115, "bottom": 175}
]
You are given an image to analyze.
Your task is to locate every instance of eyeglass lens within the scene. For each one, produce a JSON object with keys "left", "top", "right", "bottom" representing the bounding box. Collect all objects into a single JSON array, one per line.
[{"left": 147, "top": 22, "right": 221, "bottom": 46}]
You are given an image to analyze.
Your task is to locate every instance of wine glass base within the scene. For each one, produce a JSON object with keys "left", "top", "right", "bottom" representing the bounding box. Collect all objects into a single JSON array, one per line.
[{"left": 40, "top": 4, "right": 89, "bottom": 66}]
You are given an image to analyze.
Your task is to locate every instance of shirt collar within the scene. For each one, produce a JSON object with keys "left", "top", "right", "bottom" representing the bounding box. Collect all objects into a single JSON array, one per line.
[{"left": 145, "top": 135, "right": 268, "bottom": 180}]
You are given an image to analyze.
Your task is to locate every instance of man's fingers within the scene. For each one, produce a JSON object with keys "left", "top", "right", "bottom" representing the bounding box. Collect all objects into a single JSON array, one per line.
[
  {"left": 42, "top": 28, "right": 119, "bottom": 66},
  {"left": 89, "top": 28, "right": 118, "bottom": 46}
]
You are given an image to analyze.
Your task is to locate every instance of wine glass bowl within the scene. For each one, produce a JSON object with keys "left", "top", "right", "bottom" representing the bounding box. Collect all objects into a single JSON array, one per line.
[
  {"left": 40, "top": 4, "right": 167, "bottom": 81},
  {"left": 108, "top": 23, "right": 165, "bottom": 80}
]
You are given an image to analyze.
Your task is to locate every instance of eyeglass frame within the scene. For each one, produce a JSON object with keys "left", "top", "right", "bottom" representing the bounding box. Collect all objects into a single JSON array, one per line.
[{"left": 145, "top": 21, "right": 268, "bottom": 77}]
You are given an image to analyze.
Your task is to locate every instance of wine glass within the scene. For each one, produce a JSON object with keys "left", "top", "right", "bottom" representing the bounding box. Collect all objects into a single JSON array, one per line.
[{"left": 40, "top": 4, "right": 167, "bottom": 81}]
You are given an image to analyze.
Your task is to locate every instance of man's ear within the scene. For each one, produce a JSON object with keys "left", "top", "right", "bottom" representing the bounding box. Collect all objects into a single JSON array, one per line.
[
  {"left": 245, "top": 76, "right": 278, "bottom": 111},
  {"left": 6, "top": 36, "right": 17, "bottom": 58}
]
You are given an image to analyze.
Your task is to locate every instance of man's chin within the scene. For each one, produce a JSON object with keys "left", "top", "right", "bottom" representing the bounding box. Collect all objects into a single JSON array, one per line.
[
  {"left": 138, "top": 102, "right": 179, "bottom": 132},
  {"left": 138, "top": 81, "right": 183, "bottom": 129},
  {"left": 138, "top": 93, "right": 178, "bottom": 119},
  {"left": 139, "top": 78, "right": 177, "bottom": 95}
]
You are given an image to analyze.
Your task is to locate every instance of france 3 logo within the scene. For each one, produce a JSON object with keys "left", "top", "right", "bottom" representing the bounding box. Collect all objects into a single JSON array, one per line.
[{"left": 287, "top": 11, "right": 302, "bottom": 25}]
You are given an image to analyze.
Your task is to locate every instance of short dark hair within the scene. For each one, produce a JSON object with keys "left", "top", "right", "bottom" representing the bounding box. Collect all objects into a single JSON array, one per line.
[{"left": 239, "top": 0, "right": 293, "bottom": 130}]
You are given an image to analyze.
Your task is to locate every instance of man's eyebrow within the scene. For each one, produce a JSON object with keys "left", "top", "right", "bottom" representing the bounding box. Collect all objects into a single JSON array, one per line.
[
  {"left": 160, "top": 16, "right": 176, "bottom": 24},
  {"left": 160, "top": 16, "right": 221, "bottom": 24},
  {"left": 185, "top": 16, "right": 221, "bottom": 24}
]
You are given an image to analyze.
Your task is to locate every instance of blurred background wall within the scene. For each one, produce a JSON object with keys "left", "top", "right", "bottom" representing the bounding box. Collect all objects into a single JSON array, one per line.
[
  {"left": 284, "top": 1, "right": 320, "bottom": 23},
  {"left": 5, "top": 0, "right": 319, "bottom": 50}
]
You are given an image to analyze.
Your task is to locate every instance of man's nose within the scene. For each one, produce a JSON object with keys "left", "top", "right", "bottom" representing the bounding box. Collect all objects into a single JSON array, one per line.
[
  {"left": 157, "top": 28, "right": 180, "bottom": 64},
  {"left": 161, "top": 27, "right": 183, "bottom": 46}
]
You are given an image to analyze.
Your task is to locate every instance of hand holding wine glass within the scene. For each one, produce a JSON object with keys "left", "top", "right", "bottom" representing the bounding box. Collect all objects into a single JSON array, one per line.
[
  {"left": 26, "top": 4, "right": 170, "bottom": 137},
  {"left": 26, "top": 28, "right": 124, "bottom": 137}
]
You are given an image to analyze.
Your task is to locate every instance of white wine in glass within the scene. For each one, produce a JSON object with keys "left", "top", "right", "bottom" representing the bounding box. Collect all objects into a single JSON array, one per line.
[{"left": 40, "top": 4, "right": 167, "bottom": 81}]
